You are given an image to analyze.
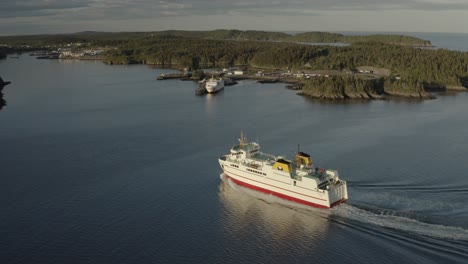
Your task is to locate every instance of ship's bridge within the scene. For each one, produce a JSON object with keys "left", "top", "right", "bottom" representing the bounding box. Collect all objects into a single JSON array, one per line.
[{"left": 230, "top": 142, "right": 260, "bottom": 159}]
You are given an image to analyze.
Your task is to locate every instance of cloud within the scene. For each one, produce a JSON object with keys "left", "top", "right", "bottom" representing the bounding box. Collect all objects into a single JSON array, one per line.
[
  {"left": 0, "top": 0, "right": 94, "bottom": 18},
  {"left": 1, "top": 0, "right": 468, "bottom": 35},
  {"left": 2, "top": 0, "right": 468, "bottom": 20}
]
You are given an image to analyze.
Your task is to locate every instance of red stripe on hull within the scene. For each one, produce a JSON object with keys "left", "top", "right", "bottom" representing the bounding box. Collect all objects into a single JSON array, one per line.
[
  {"left": 225, "top": 174, "right": 346, "bottom": 209},
  {"left": 330, "top": 198, "right": 347, "bottom": 208}
]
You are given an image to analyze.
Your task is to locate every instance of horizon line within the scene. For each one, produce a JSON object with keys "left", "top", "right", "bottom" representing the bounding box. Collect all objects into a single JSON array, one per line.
[{"left": 1, "top": 29, "right": 468, "bottom": 37}]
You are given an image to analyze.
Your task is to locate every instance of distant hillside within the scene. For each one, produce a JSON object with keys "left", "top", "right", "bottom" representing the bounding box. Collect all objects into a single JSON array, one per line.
[
  {"left": 289, "top": 32, "right": 431, "bottom": 46},
  {"left": 150, "top": 30, "right": 431, "bottom": 46},
  {"left": 289, "top": 32, "right": 344, "bottom": 43},
  {"left": 344, "top": 35, "right": 432, "bottom": 46},
  {"left": 0, "top": 29, "right": 432, "bottom": 47},
  {"left": 150, "top": 30, "right": 291, "bottom": 41}
]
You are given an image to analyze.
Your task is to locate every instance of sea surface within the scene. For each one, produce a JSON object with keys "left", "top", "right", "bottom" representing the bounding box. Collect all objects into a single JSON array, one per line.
[{"left": 1, "top": 37, "right": 468, "bottom": 263}]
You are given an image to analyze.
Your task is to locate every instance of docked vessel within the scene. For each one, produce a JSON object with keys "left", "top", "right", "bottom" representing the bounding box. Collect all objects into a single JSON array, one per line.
[
  {"left": 218, "top": 132, "right": 348, "bottom": 209},
  {"left": 205, "top": 77, "right": 224, "bottom": 93}
]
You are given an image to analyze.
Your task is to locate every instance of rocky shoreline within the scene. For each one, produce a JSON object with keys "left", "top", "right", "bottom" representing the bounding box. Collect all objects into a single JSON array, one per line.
[
  {"left": 0, "top": 76, "right": 11, "bottom": 90},
  {"left": 0, "top": 76, "right": 11, "bottom": 110},
  {"left": 155, "top": 69, "right": 465, "bottom": 100},
  {"left": 297, "top": 91, "right": 435, "bottom": 100}
]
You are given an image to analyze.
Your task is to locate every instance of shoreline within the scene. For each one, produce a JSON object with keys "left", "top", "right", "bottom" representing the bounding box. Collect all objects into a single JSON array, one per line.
[
  {"left": 154, "top": 69, "right": 461, "bottom": 100},
  {"left": 6, "top": 55, "right": 466, "bottom": 101}
]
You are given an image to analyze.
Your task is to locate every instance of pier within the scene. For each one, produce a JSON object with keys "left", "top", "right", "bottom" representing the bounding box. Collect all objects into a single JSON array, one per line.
[
  {"left": 156, "top": 73, "right": 192, "bottom": 80},
  {"left": 156, "top": 70, "right": 301, "bottom": 96}
]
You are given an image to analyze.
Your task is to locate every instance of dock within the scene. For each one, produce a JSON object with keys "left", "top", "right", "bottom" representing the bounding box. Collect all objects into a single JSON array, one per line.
[
  {"left": 224, "top": 78, "right": 238, "bottom": 86},
  {"left": 195, "top": 87, "right": 208, "bottom": 95},
  {"left": 157, "top": 73, "right": 192, "bottom": 80},
  {"left": 195, "top": 77, "right": 237, "bottom": 96},
  {"left": 257, "top": 78, "right": 278, "bottom": 84},
  {"left": 155, "top": 70, "right": 304, "bottom": 96}
]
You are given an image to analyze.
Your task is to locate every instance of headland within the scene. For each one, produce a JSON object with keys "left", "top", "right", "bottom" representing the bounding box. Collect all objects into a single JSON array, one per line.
[{"left": 1, "top": 30, "right": 466, "bottom": 100}]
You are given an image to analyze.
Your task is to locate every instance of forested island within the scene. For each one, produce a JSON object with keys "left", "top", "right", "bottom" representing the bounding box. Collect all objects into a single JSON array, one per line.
[{"left": 1, "top": 30, "right": 467, "bottom": 100}]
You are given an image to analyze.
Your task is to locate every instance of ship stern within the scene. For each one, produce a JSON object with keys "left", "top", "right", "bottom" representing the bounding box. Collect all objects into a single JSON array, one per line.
[{"left": 329, "top": 180, "right": 348, "bottom": 207}]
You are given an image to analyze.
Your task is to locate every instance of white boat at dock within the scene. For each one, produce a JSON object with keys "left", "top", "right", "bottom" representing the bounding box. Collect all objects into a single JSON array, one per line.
[{"left": 205, "top": 77, "right": 224, "bottom": 93}]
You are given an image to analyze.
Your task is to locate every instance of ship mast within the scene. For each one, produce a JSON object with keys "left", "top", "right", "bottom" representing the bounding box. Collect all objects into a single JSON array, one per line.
[
  {"left": 296, "top": 144, "right": 300, "bottom": 167},
  {"left": 240, "top": 130, "right": 246, "bottom": 147}
]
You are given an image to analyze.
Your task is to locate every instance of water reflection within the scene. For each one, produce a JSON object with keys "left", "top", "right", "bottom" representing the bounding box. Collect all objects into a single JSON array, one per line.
[
  {"left": 204, "top": 90, "right": 223, "bottom": 116},
  {"left": 218, "top": 174, "right": 331, "bottom": 243}
]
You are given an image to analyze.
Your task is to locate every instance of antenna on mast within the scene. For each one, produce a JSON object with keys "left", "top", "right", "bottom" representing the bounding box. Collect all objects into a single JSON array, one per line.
[
  {"left": 240, "top": 130, "right": 245, "bottom": 147},
  {"left": 295, "top": 144, "right": 301, "bottom": 167}
]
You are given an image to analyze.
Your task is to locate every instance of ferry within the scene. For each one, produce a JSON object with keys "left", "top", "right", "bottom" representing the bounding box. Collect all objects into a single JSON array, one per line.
[
  {"left": 205, "top": 77, "right": 224, "bottom": 93},
  {"left": 218, "top": 132, "right": 348, "bottom": 209}
]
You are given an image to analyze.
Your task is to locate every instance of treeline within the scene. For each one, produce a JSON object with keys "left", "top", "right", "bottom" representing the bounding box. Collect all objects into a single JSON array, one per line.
[
  {"left": 0, "top": 31, "right": 146, "bottom": 47},
  {"left": 132, "top": 30, "right": 431, "bottom": 46},
  {"left": 302, "top": 76, "right": 433, "bottom": 99},
  {"left": 103, "top": 37, "right": 267, "bottom": 66},
  {"left": 101, "top": 37, "right": 467, "bottom": 89},
  {"left": 1, "top": 30, "right": 466, "bottom": 96},
  {"left": 306, "top": 42, "right": 468, "bottom": 87},
  {"left": 302, "top": 76, "right": 384, "bottom": 99},
  {"left": 344, "top": 35, "right": 432, "bottom": 46},
  {"left": 102, "top": 37, "right": 329, "bottom": 69},
  {"left": 0, "top": 30, "right": 431, "bottom": 47},
  {"left": 0, "top": 47, "right": 36, "bottom": 59},
  {"left": 290, "top": 32, "right": 431, "bottom": 46}
]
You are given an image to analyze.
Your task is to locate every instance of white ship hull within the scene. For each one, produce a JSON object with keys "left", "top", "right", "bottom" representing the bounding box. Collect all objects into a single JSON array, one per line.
[
  {"left": 219, "top": 160, "right": 348, "bottom": 208},
  {"left": 218, "top": 132, "right": 348, "bottom": 209},
  {"left": 206, "top": 78, "right": 224, "bottom": 93}
]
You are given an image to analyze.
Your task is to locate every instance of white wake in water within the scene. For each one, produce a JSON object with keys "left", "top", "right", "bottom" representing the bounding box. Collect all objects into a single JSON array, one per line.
[
  {"left": 220, "top": 173, "right": 468, "bottom": 241},
  {"left": 332, "top": 203, "right": 468, "bottom": 242}
]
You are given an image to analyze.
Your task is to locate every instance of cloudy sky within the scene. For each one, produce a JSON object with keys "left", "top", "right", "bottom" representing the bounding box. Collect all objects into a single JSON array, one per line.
[{"left": 1, "top": 0, "right": 468, "bottom": 35}]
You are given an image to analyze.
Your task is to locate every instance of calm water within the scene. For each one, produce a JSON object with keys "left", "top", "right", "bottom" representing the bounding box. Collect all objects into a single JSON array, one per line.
[{"left": 1, "top": 52, "right": 468, "bottom": 263}]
